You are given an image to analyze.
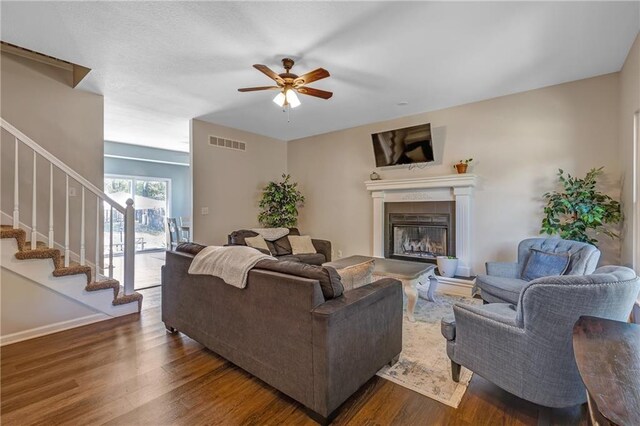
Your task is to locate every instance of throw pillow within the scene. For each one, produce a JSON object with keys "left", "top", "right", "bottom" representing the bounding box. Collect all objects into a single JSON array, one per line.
[
  {"left": 245, "top": 235, "right": 271, "bottom": 254},
  {"left": 288, "top": 235, "right": 317, "bottom": 255},
  {"left": 336, "top": 259, "right": 375, "bottom": 292},
  {"left": 271, "top": 235, "right": 293, "bottom": 256},
  {"left": 521, "top": 249, "right": 571, "bottom": 281}
]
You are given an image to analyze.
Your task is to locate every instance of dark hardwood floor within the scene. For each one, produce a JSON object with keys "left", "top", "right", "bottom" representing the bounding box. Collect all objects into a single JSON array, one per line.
[{"left": 1, "top": 287, "right": 588, "bottom": 425}]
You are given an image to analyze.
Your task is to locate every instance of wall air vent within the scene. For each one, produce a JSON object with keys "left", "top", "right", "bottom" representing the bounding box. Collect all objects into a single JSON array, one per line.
[{"left": 208, "top": 135, "right": 246, "bottom": 152}]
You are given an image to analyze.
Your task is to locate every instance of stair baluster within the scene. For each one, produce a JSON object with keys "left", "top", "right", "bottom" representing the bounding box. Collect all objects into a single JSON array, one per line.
[
  {"left": 80, "top": 187, "right": 85, "bottom": 265},
  {"left": 64, "top": 174, "right": 70, "bottom": 267},
  {"left": 95, "top": 197, "right": 100, "bottom": 279},
  {"left": 48, "top": 163, "right": 54, "bottom": 248},
  {"left": 13, "top": 137, "right": 19, "bottom": 228},
  {"left": 31, "top": 150, "right": 37, "bottom": 250},
  {"left": 108, "top": 206, "right": 114, "bottom": 279}
]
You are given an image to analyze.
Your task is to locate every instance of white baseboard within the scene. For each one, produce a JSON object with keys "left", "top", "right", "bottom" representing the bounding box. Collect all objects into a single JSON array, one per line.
[{"left": 0, "top": 313, "right": 110, "bottom": 346}]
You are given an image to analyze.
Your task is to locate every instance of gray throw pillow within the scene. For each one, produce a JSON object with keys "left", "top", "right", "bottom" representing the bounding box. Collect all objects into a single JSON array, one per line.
[{"left": 521, "top": 249, "right": 571, "bottom": 281}]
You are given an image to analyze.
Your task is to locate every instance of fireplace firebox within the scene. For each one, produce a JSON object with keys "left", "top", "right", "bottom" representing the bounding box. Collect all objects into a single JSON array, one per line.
[{"left": 387, "top": 213, "right": 453, "bottom": 263}]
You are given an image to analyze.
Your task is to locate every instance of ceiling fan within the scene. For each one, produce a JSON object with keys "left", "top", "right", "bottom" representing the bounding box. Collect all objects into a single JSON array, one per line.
[{"left": 238, "top": 58, "right": 332, "bottom": 108}]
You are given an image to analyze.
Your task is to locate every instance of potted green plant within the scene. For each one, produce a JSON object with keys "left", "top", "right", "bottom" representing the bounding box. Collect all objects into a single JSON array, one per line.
[
  {"left": 258, "top": 174, "right": 305, "bottom": 228},
  {"left": 540, "top": 167, "right": 621, "bottom": 246},
  {"left": 436, "top": 255, "right": 458, "bottom": 278},
  {"left": 454, "top": 158, "right": 473, "bottom": 174}
]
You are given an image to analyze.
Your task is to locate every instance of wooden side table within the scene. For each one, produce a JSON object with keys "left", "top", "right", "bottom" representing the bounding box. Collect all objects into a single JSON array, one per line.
[{"left": 572, "top": 316, "right": 640, "bottom": 426}]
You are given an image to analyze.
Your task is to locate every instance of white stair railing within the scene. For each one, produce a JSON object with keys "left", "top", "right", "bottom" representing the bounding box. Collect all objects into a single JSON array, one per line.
[{"left": 1, "top": 118, "right": 135, "bottom": 295}]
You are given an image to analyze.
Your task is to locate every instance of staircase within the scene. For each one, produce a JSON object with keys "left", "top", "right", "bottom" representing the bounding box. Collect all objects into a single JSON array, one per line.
[{"left": 1, "top": 118, "right": 142, "bottom": 331}]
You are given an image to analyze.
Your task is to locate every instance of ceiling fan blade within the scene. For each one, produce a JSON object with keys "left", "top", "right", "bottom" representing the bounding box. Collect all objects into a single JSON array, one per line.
[
  {"left": 253, "top": 64, "right": 284, "bottom": 83},
  {"left": 294, "top": 68, "right": 330, "bottom": 86},
  {"left": 238, "top": 86, "right": 280, "bottom": 92},
  {"left": 296, "top": 86, "right": 333, "bottom": 100}
]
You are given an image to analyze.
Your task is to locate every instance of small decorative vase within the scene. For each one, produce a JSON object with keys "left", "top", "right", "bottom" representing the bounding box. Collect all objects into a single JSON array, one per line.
[
  {"left": 436, "top": 256, "right": 458, "bottom": 278},
  {"left": 370, "top": 171, "right": 381, "bottom": 180},
  {"left": 454, "top": 163, "right": 468, "bottom": 174}
]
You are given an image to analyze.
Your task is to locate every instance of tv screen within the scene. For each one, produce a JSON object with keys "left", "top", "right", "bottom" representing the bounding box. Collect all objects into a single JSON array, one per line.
[{"left": 371, "top": 123, "right": 434, "bottom": 167}]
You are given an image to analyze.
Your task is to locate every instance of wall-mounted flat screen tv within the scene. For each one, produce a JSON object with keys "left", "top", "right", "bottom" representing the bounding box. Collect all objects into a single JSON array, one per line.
[{"left": 371, "top": 123, "right": 434, "bottom": 167}]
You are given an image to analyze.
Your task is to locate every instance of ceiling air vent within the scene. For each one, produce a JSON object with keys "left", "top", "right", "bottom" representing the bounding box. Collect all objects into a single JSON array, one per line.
[{"left": 208, "top": 135, "right": 246, "bottom": 152}]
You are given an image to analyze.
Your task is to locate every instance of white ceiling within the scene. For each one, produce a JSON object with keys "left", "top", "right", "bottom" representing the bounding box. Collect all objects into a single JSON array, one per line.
[{"left": 1, "top": 2, "right": 638, "bottom": 151}]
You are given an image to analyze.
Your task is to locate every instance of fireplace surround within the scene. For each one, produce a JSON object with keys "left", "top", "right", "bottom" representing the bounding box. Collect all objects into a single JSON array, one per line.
[{"left": 366, "top": 174, "right": 477, "bottom": 277}]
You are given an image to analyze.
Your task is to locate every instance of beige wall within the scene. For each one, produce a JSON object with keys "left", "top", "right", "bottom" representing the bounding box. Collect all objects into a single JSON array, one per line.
[
  {"left": 0, "top": 52, "right": 104, "bottom": 260},
  {"left": 288, "top": 74, "right": 621, "bottom": 273},
  {"left": 1, "top": 268, "right": 97, "bottom": 337},
  {"left": 619, "top": 33, "right": 640, "bottom": 268},
  {"left": 191, "top": 119, "right": 287, "bottom": 245}
]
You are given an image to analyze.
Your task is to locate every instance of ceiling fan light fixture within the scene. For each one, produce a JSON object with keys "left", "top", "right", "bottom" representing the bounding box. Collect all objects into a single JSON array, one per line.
[
  {"left": 286, "top": 89, "right": 301, "bottom": 108},
  {"left": 273, "top": 91, "right": 286, "bottom": 107}
]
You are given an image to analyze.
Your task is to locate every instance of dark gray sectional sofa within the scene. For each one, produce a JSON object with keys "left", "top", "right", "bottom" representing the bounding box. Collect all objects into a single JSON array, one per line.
[{"left": 161, "top": 247, "right": 403, "bottom": 423}]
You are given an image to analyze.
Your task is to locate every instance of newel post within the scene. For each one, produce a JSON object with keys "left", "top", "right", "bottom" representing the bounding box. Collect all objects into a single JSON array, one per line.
[{"left": 123, "top": 198, "right": 135, "bottom": 295}]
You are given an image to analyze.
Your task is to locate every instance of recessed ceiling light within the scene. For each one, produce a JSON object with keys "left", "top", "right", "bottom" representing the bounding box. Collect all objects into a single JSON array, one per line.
[{"left": 397, "top": 101, "right": 409, "bottom": 106}]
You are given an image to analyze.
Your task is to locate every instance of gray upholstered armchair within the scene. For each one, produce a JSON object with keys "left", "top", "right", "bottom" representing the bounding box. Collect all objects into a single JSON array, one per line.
[
  {"left": 442, "top": 266, "right": 640, "bottom": 408},
  {"left": 475, "top": 238, "right": 600, "bottom": 304}
]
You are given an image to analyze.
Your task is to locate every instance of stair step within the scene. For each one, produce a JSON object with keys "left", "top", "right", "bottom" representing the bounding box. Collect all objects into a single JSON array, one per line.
[
  {"left": 0, "top": 226, "right": 26, "bottom": 250},
  {"left": 25, "top": 240, "right": 49, "bottom": 249},
  {"left": 86, "top": 279, "right": 120, "bottom": 298},
  {"left": 15, "top": 246, "right": 60, "bottom": 261},
  {"left": 53, "top": 262, "right": 92, "bottom": 283},
  {"left": 113, "top": 287, "right": 143, "bottom": 311}
]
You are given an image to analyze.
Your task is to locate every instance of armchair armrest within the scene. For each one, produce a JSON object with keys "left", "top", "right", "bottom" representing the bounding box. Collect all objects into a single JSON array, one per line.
[
  {"left": 454, "top": 302, "right": 522, "bottom": 328},
  {"left": 485, "top": 261, "right": 519, "bottom": 278},
  {"left": 312, "top": 238, "right": 332, "bottom": 262},
  {"left": 311, "top": 278, "right": 402, "bottom": 416}
]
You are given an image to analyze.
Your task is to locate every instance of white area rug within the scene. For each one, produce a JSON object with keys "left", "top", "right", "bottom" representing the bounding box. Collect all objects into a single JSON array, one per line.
[{"left": 377, "top": 293, "right": 481, "bottom": 408}]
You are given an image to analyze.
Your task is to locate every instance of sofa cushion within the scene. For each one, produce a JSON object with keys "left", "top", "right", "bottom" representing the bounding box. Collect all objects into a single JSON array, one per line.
[
  {"left": 475, "top": 274, "right": 528, "bottom": 305},
  {"left": 278, "top": 253, "right": 326, "bottom": 265},
  {"left": 521, "top": 249, "right": 570, "bottom": 281},
  {"left": 289, "top": 235, "right": 317, "bottom": 255},
  {"left": 254, "top": 259, "right": 344, "bottom": 299}
]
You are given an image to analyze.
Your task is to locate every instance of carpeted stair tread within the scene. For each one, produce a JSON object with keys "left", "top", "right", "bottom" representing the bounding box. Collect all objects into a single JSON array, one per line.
[
  {"left": 15, "top": 247, "right": 60, "bottom": 261},
  {"left": 53, "top": 262, "right": 92, "bottom": 283},
  {"left": 0, "top": 226, "right": 26, "bottom": 250},
  {"left": 86, "top": 279, "right": 120, "bottom": 298},
  {"left": 113, "top": 287, "right": 143, "bottom": 311},
  {"left": 25, "top": 240, "right": 49, "bottom": 249}
]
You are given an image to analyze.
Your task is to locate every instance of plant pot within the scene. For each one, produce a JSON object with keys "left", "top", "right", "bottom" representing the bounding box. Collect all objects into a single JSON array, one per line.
[
  {"left": 436, "top": 256, "right": 458, "bottom": 278},
  {"left": 454, "top": 163, "right": 468, "bottom": 174}
]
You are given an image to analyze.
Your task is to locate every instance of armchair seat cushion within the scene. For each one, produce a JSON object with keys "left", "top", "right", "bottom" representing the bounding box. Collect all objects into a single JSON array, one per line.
[
  {"left": 279, "top": 253, "right": 326, "bottom": 265},
  {"left": 475, "top": 275, "right": 528, "bottom": 305}
]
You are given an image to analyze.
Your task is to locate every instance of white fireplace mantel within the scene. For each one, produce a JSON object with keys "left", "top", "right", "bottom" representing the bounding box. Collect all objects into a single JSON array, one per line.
[{"left": 365, "top": 174, "right": 478, "bottom": 277}]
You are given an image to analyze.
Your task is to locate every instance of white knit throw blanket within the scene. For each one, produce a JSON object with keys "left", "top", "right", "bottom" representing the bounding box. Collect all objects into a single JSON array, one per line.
[
  {"left": 251, "top": 227, "right": 290, "bottom": 241},
  {"left": 188, "top": 246, "right": 275, "bottom": 288}
]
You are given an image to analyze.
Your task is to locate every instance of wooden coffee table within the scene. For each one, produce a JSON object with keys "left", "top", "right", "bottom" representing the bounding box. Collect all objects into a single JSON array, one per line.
[
  {"left": 573, "top": 316, "right": 640, "bottom": 426},
  {"left": 325, "top": 255, "right": 437, "bottom": 322}
]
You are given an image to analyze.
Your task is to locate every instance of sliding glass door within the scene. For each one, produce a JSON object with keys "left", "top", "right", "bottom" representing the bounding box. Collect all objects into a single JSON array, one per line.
[{"left": 104, "top": 175, "right": 171, "bottom": 251}]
